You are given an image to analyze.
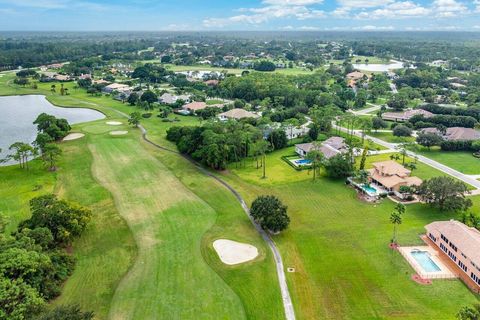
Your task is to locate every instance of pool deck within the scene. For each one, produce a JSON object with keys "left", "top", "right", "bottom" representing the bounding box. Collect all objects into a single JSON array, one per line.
[
  {"left": 422, "top": 235, "right": 480, "bottom": 294},
  {"left": 398, "top": 245, "right": 457, "bottom": 279}
]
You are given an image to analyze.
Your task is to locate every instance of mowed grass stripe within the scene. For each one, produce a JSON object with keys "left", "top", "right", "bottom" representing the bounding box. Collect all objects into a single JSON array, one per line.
[
  {"left": 221, "top": 169, "right": 480, "bottom": 319},
  {"left": 88, "top": 135, "right": 245, "bottom": 319}
]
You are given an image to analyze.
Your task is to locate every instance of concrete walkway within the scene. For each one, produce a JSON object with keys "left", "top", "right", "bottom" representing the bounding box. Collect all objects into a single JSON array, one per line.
[{"left": 334, "top": 124, "right": 480, "bottom": 190}]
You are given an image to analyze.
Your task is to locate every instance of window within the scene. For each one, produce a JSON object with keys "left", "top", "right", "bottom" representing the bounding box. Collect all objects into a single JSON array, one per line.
[
  {"left": 441, "top": 234, "right": 449, "bottom": 245},
  {"left": 447, "top": 250, "right": 457, "bottom": 262},
  {"left": 429, "top": 233, "right": 437, "bottom": 242},
  {"left": 458, "top": 261, "right": 468, "bottom": 272},
  {"left": 449, "top": 242, "right": 458, "bottom": 252}
]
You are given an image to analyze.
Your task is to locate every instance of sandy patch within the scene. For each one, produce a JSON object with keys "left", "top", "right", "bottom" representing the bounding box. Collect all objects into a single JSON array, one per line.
[
  {"left": 63, "top": 133, "right": 85, "bottom": 141},
  {"left": 213, "top": 239, "right": 258, "bottom": 265},
  {"left": 110, "top": 130, "right": 128, "bottom": 136},
  {"left": 106, "top": 121, "right": 123, "bottom": 125}
]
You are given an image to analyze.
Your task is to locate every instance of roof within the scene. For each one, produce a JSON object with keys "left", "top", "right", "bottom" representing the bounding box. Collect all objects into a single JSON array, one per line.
[
  {"left": 295, "top": 136, "right": 346, "bottom": 159},
  {"left": 382, "top": 109, "right": 433, "bottom": 121},
  {"left": 426, "top": 220, "right": 480, "bottom": 264},
  {"left": 159, "top": 93, "right": 190, "bottom": 104},
  {"left": 183, "top": 101, "right": 207, "bottom": 111},
  {"left": 346, "top": 71, "right": 365, "bottom": 80},
  {"left": 372, "top": 160, "right": 411, "bottom": 177},
  {"left": 105, "top": 83, "right": 130, "bottom": 90},
  {"left": 369, "top": 169, "right": 407, "bottom": 188},
  {"left": 323, "top": 136, "right": 346, "bottom": 151},
  {"left": 219, "top": 108, "right": 260, "bottom": 120},
  {"left": 422, "top": 127, "right": 480, "bottom": 141}
]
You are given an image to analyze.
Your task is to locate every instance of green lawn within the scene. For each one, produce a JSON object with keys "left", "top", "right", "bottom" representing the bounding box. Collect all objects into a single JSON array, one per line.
[
  {"left": 0, "top": 77, "right": 284, "bottom": 319},
  {"left": 369, "top": 131, "right": 415, "bottom": 143},
  {"left": 351, "top": 55, "right": 391, "bottom": 64},
  {"left": 162, "top": 63, "right": 317, "bottom": 76},
  {"left": 415, "top": 146, "right": 480, "bottom": 175},
  {"left": 220, "top": 157, "right": 480, "bottom": 319}
]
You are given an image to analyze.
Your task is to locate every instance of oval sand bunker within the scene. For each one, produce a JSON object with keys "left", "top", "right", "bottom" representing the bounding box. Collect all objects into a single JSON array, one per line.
[
  {"left": 63, "top": 133, "right": 85, "bottom": 141},
  {"left": 106, "top": 121, "right": 122, "bottom": 125},
  {"left": 213, "top": 239, "right": 258, "bottom": 265},
  {"left": 109, "top": 130, "right": 128, "bottom": 136}
]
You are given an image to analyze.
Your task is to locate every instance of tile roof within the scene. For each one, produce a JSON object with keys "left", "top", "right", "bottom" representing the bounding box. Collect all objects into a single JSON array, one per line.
[{"left": 426, "top": 220, "right": 480, "bottom": 265}]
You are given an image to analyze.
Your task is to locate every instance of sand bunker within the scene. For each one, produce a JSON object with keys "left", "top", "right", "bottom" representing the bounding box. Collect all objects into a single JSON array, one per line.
[
  {"left": 213, "top": 239, "right": 258, "bottom": 265},
  {"left": 109, "top": 130, "right": 128, "bottom": 136},
  {"left": 63, "top": 133, "right": 85, "bottom": 141},
  {"left": 106, "top": 121, "right": 122, "bottom": 125}
]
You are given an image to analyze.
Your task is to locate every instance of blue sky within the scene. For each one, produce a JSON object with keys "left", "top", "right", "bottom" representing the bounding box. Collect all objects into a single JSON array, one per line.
[{"left": 0, "top": 0, "right": 479, "bottom": 31}]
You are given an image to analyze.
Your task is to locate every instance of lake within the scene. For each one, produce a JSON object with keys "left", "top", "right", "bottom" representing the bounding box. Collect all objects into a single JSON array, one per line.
[
  {"left": 0, "top": 95, "right": 105, "bottom": 165},
  {"left": 353, "top": 60, "right": 404, "bottom": 72}
]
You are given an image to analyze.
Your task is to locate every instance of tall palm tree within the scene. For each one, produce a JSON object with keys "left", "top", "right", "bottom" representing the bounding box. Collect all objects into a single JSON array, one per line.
[
  {"left": 390, "top": 203, "right": 405, "bottom": 244},
  {"left": 306, "top": 147, "right": 325, "bottom": 181}
]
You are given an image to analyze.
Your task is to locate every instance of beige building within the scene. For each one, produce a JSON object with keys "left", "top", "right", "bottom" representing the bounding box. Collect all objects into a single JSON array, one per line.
[
  {"left": 218, "top": 108, "right": 260, "bottom": 121},
  {"left": 425, "top": 220, "right": 480, "bottom": 291},
  {"left": 368, "top": 160, "right": 422, "bottom": 194},
  {"left": 295, "top": 137, "right": 348, "bottom": 159},
  {"left": 382, "top": 109, "right": 433, "bottom": 122},
  {"left": 182, "top": 101, "right": 207, "bottom": 113}
]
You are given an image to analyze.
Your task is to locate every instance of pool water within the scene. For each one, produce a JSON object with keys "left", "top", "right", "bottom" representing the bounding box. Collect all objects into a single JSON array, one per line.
[
  {"left": 411, "top": 250, "right": 441, "bottom": 272},
  {"left": 361, "top": 184, "right": 377, "bottom": 194},
  {"left": 294, "top": 159, "right": 312, "bottom": 165}
]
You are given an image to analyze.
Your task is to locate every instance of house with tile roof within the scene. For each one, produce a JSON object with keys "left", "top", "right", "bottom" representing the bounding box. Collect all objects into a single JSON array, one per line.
[
  {"left": 425, "top": 220, "right": 480, "bottom": 292},
  {"left": 367, "top": 160, "right": 422, "bottom": 196}
]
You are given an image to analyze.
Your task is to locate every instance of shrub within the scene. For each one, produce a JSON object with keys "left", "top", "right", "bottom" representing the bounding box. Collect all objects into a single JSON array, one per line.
[
  {"left": 142, "top": 113, "right": 152, "bottom": 118},
  {"left": 393, "top": 125, "right": 412, "bottom": 137}
]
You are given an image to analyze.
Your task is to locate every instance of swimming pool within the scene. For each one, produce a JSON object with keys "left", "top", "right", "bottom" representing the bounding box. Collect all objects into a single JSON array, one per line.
[
  {"left": 294, "top": 159, "right": 312, "bottom": 166},
  {"left": 411, "top": 250, "right": 441, "bottom": 272},
  {"left": 361, "top": 184, "right": 378, "bottom": 194}
]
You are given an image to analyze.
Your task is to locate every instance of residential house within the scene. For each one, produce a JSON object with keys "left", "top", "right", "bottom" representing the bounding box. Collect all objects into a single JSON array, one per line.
[
  {"left": 295, "top": 136, "right": 348, "bottom": 159},
  {"left": 425, "top": 220, "right": 480, "bottom": 292},
  {"left": 382, "top": 109, "right": 434, "bottom": 122},
  {"left": 204, "top": 79, "right": 219, "bottom": 87},
  {"left": 218, "top": 108, "right": 260, "bottom": 121},
  {"left": 421, "top": 127, "right": 480, "bottom": 141},
  {"left": 102, "top": 83, "right": 131, "bottom": 94},
  {"left": 367, "top": 160, "right": 422, "bottom": 196},
  {"left": 182, "top": 101, "right": 207, "bottom": 113},
  {"left": 159, "top": 93, "right": 190, "bottom": 105}
]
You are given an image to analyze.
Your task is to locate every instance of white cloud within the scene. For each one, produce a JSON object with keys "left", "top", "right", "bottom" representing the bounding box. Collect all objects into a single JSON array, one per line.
[
  {"left": 355, "top": 1, "right": 430, "bottom": 19},
  {"left": 263, "top": 0, "right": 323, "bottom": 5},
  {"left": 474, "top": 0, "right": 480, "bottom": 12},
  {"left": 432, "top": 0, "right": 468, "bottom": 18},
  {"left": 353, "top": 25, "right": 395, "bottom": 30},
  {"left": 336, "top": 0, "right": 393, "bottom": 8},
  {"left": 203, "top": 1, "right": 325, "bottom": 27}
]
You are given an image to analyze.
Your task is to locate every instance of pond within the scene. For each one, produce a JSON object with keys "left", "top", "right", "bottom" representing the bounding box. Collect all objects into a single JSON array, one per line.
[
  {"left": 353, "top": 59, "right": 405, "bottom": 72},
  {"left": 0, "top": 95, "right": 105, "bottom": 165}
]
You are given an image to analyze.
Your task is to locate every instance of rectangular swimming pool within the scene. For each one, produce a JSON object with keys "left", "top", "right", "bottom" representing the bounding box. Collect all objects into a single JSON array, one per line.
[{"left": 411, "top": 250, "right": 441, "bottom": 272}]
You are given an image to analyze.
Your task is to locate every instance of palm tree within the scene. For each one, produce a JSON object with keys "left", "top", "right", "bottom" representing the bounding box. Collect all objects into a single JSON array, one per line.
[
  {"left": 305, "top": 147, "right": 325, "bottom": 181},
  {"left": 390, "top": 203, "right": 405, "bottom": 244},
  {"left": 359, "top": 118, "right": 373, "bottom": 144}
]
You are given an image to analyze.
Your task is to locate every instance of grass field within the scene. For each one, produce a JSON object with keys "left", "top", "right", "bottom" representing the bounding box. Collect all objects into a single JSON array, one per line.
[
  {"left": 2, "top": 73, "right": 480, "bottom": 319},
  {"left": 162, "top": 63, "right": 317, "bottom": 76},
  {"left": 369, "top": 131, "right": 416, "bottom": 143},
  {"left": 221, "top": 156, "right": 480, "bottom": 319},
  {"left": 415, "top": 146, "right": 480, "bottom": 175},
  {"left": 0, "top": 75, "right": 284, "bottom": 319}
]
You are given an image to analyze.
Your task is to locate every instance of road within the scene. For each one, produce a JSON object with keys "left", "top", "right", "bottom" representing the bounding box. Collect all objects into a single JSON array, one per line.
[
  {"left": 350, "top": 102, "right": 382, "bottom": 116},
  {"left": 138, "top": 125, "right": 296, "bottom": 320},
  {"left": 334, "top": 124, "right": 480, "bottom": 190}
]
